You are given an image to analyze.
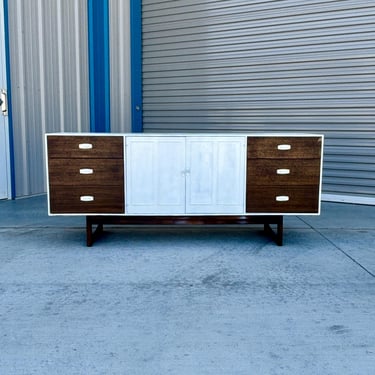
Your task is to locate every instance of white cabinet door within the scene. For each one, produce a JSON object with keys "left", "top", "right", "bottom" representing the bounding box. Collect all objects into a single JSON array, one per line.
[
  {"left": 186, "top": 137, "right": 246, "bottom": 214},
  {"left": 126, "top": 136, "right": 186, "bottom": 214}
]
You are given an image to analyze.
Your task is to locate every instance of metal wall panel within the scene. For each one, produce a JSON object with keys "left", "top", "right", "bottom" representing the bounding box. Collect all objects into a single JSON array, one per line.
[
  {"left": 109, "top": 0, "right": 132, "bottom": 133},
  {"left": 8, "top": 0, "right": 89, "bottom": 197},
  {"left": 142, "top": 0, "right": 375, "bottom": 203}
]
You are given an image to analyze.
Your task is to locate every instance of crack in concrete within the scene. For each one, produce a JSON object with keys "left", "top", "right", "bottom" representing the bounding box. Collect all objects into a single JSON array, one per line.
[{"left": 298, "top": 217, "right": 375, "bottom": 279}]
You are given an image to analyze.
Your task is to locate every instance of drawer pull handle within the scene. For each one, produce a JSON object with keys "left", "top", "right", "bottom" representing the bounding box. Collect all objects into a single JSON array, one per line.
[
  {"left": 79, "top": 168, "right": 94, "bottom": 175},
  {"left": 276, "top": 195, "right": 289, "bottom": 202},
  {"left": 78, "top": 143, "right": 93, "bottom": 150},
  {"left": 277, "top": 169, "right": 290, "bottom": 175},
  {"left": 80, "top": 195, "right": 94, "bottom": 202},
  {"left": 277, "top": 144, "right": 291, "bottom": 151}
]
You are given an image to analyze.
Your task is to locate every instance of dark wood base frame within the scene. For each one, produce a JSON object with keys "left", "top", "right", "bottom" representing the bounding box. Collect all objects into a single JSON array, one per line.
[{"left": 85, "top": 215, "right": 284, "bottom": 247}]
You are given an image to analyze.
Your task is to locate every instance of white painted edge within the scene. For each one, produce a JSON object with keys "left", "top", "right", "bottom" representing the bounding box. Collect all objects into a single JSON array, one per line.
[
  {"left": 46, "top": 132, "right": 324, "bottom": 137},
  {"left": 48, "top": 212, "right": 321, "bottom": 217},
  {"left": 45, "top": 134, "right": 51, "bottom": 214}
]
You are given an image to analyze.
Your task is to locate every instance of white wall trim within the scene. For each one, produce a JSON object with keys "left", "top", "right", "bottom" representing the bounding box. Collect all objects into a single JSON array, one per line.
[{"left": 322, "top": 194, "right": 375, "bottom": 206}]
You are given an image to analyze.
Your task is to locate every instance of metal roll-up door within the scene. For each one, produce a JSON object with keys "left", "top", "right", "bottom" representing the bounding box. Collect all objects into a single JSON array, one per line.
[{"left": 142, "top": 0, "right": 375, "bottom": 204}]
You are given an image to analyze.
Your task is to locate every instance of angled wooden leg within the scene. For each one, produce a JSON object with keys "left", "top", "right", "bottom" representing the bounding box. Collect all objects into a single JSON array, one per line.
[
  {"left": 263, "top": 216, "right": 283, "bottom": 246},
  {"left": 264, "top": 223, "right": 274, "bottom": 243},
  {"left": 86, "top": 216, "right": 93, "bottom": 247},
  {"left": 86, "top": 216, "right": 104, "bottom": 247},
  {"left": 276, "top": 216, "right": 283, "bottom": 246},
  {"left": 93, "top": 223, "right": 104, "bottom": 243}
]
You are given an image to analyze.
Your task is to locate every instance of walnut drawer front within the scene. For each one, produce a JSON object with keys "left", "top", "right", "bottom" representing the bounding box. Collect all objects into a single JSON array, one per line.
[
  {"left": 247, "top": 136, "right": 322, "bottom": 159},
  {"left": 247, "top": 159, "right": 321, "bottom": 186},
  {"left": 48, "top": 159, "right": 124, "bottom": 186},
  {"left": 47, "top": 136, "right": 124, "bottom": 159},
  {"left": 246, "top": 186, "right": 320, "bottom": 213},
  {"left": 49, "top": 186, "right": 124, "bottom": 214}
]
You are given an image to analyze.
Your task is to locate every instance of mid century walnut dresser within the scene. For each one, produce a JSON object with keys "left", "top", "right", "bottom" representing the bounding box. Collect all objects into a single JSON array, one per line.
[{"left": 46, "top": 133, "right": 324, "bottom": 246}]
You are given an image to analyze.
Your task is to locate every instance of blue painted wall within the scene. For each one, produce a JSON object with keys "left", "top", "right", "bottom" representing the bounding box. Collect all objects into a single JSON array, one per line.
[
  {"left": 88, "top": 0, "right": 142, "bottom": 133},
  {"left": 88, "top": 0, "right": 111, "bottom": 133},
  {"left": 130, "top": 0, "right": 142, "bottom": 132}
]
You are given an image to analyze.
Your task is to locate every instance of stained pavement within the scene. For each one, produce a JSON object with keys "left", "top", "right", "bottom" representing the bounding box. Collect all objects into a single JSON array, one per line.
[{"left": 0, "top": 195, "right": 374, "bottom": 374}]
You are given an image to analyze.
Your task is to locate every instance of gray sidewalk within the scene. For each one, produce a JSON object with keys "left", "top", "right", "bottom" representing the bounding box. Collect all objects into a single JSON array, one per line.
[{"left": 0, "top": 195, "right": 375, "bottom": 374}]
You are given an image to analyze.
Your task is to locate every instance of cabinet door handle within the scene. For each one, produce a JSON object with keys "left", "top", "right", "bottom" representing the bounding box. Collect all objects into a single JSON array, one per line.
[
  {"left": 277, "top": 144, "right": 291, "bottom": 151},
  {"left": 80, "top": 195, "right": 94, "bottom": 202},
  {"left": 79, "top": 168, "right": 94, "bottom": 175},
  {"left": 78, "top": 143, "right": 93, "bottom": 150},
  {"left": 276, "top": 169, "right": 290, "bottom": 175},
  {"left": 276, "top": 195, "right": 289, "bottom": 202}
]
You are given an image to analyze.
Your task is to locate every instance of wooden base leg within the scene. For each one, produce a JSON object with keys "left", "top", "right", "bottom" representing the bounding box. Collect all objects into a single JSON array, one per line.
[
  {"left": 85, "top": 215, "right": 283, "bottom": 247},
  {"left": 277, "top": 217, "right": 283, "bottom": 246},
  {"left": 86, "top": 217, "right": 104, "bottom": 247},
  {"left": 264, "top": 216, "right": 283, "bottom": 246},
  {"left": 86, "top": 216, "right": 93, "bottom": 247}
]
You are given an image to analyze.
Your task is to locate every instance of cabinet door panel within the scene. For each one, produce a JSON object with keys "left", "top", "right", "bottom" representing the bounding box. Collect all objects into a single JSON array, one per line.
[
  {"left": 186, "top": 137, "right": 246, "bottom": 214},
  {"left": 126, "top": 137, "right": 185, "bottom": 214},
  {"left": 187, "top": 139, "right": 214, "bottom": 206}
]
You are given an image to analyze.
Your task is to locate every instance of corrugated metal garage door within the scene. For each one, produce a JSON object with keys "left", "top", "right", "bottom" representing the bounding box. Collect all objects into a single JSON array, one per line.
[{"left": 142, "top": 0, "right": 375, "bottom": 204}]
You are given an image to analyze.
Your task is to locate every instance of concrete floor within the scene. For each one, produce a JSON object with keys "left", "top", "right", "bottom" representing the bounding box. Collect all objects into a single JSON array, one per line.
[{"left": 0, "top": 195, "right": 374, "bottom": 374}]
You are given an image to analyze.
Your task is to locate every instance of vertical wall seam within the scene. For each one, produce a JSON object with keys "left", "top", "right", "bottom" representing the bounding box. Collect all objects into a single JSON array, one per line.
[
  {"left": 37, "top": 0, "right": 46, "bottom": 192},
  {"left": 56, "top": 0, "right": 65, "bottom": 132},
  {"left": 87, "top": 0, "right": 95, "bottom": 132},
  {"left": 16, "top": 0, "right": 27, "bottom": 194},
  {"left": 74, "top": 0, "right": 82, "bottom": 132},
  {"left": 103, "top": 0, "right": 110, "bottom": 132},
  {"left": 37, "top": 0, "right": 46, "bottom": 138}
]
